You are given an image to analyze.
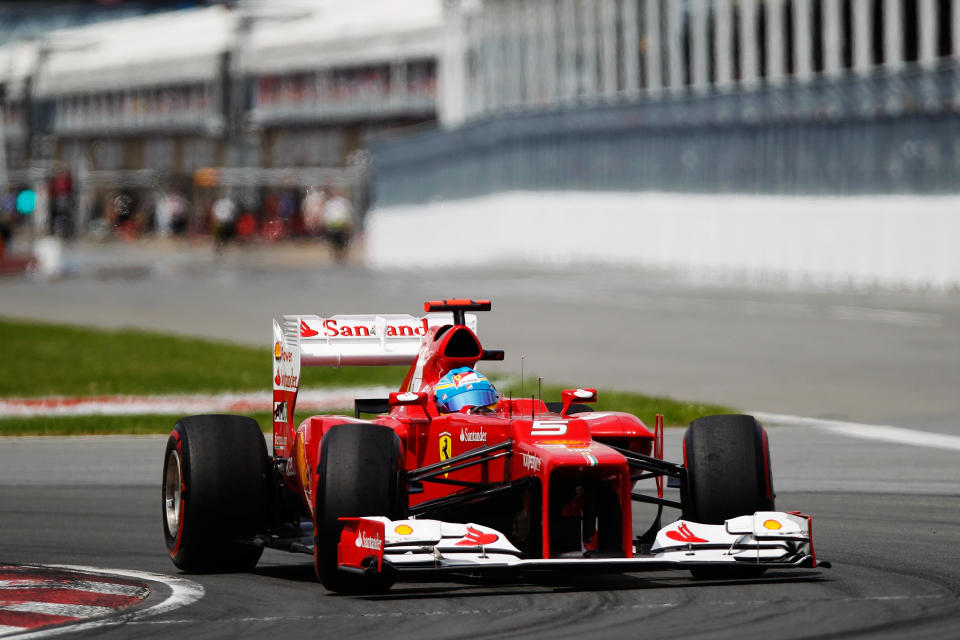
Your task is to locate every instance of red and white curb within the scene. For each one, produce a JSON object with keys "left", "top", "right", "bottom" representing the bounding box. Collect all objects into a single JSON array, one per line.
[
  {"left": 0, "top": 387, "right": 393, "bottom": 418},
  {"left": 0, "top": 564, "right": 203, "bottom": 638}
]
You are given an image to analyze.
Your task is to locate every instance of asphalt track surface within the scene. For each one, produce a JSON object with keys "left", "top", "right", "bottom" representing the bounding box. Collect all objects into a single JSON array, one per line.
[{"left": 2, "top": 240, "right": 960, "bottom": 638}]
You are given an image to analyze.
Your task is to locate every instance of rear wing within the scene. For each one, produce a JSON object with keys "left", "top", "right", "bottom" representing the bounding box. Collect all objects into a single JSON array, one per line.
[
  {"left": 273, "top": 313, "right": 476, "bottom": 368},
  {"left": 271, "top": 312, "right": 476, "bottom": 456}
]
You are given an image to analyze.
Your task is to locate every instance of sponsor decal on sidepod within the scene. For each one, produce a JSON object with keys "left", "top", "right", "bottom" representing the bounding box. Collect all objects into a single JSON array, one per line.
[
  {"left": 460, "top": 428, "right": 487, "bottom": 442},
  {"left": 520, "top": 452, "right": 542, "bottom": 472}
]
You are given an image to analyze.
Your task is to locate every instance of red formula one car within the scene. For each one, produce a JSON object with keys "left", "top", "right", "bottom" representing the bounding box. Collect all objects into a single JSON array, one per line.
[{"left": 162, "top": 299, "right": 823, "bottom": 593}]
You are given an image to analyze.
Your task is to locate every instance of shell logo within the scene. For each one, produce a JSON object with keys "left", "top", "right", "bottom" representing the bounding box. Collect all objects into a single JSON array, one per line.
[
  {"left": 395, "top": 524, "right": 413, "bottom": 535},
  {"left": 763, "top": 519, "right": 782, "bottom": 530}
]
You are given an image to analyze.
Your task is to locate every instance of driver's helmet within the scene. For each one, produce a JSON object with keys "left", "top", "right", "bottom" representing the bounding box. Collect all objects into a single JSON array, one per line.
[{"left": 434, "top": 367, "right": 500, "bottom": 413}]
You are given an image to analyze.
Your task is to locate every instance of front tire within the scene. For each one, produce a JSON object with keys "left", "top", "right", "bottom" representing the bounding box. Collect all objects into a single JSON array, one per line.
[
  {"left": 681, "top": 414, "right": 775, "bottom": 579},
  {"left": 162, "top": 414, "right": 269, "bottom": 572},
  {"left": 681, "top": 414, "right": 775, "bottom": 524},
  {"left": 314, "top": 423, "right": 406, "bottom": 594}
]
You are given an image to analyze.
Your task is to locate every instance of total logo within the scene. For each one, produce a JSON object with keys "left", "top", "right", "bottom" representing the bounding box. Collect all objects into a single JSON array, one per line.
[
  {"left": 520, "top": 452, "right": 541, "bottom": 472},
  {"left": 460, "top": 428, "right": 487, "bottom": 443},
  {"left": 355, "top": 531, "right": 383, "bottom": 551}
]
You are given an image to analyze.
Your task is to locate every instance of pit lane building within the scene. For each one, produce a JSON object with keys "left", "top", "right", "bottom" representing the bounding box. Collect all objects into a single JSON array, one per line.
[{"left": 0, "top": 0, "right": 440, "bottom": 233}]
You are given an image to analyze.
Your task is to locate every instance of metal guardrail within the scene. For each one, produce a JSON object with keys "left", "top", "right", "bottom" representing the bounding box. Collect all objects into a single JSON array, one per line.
[{"left": 370, "top": 64, "right": 960, "bottom": 206}]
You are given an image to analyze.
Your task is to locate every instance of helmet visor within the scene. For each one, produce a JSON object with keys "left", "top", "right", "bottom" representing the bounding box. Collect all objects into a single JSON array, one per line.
[{"left": 442, "top": 389, "right": 499, "bottom": 413}]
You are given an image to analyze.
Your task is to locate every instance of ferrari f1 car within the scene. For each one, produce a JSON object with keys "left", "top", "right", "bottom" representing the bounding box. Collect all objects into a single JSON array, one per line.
[{"left": 162, "top": 299, "right": 824, "bottom": 593}]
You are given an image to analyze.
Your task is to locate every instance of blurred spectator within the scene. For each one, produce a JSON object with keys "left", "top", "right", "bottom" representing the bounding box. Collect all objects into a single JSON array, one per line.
[
  {"left": 301, "top": 186, "right": 327, "bottom": 238},
  {"left": 155, "top": 188, "right": 189, "bottom": 237},
  {"left": 212, "top": 193, "right": 236, "bottom": 252},
  {"left": 111, "top": 192, "right": 137, "bottom": 240},
  {"left": 50, "top": 170, "right": 74, "bottom": 239},
  {"left": 132, "top": 198, "right": 154, "bottom": 236},
  {"left": 323, "top": 190, "right": 354, "bottom": 261},
  {"left": 276, "top": 190, "right": 296, "bottom": 236},
  {"left": 0, "top": 206, "right": 13, "bottom": 258},
  {"left": 235, "top": 210, "right": 257, "bottom": 240}
]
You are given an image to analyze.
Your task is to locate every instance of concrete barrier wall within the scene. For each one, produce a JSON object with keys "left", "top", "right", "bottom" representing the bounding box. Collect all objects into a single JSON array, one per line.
[{"left": 366, "top": 191, "right": 960, "bottom": 290}]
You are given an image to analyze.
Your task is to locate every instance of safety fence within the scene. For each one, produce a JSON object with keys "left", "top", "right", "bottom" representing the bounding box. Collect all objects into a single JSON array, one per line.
[{"left": 371, "top": 64, "right": 960, "bottom": 206}]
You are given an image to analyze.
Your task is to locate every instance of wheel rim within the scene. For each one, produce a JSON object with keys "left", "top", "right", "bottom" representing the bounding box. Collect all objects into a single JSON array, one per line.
[{"left": 164, "top": 449, "right": 182, "bottom": 536}]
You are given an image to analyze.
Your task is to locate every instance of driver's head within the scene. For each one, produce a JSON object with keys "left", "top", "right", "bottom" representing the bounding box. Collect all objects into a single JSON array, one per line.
[{"left": 434, "top": 367, "right": 500, "bottom": 413}]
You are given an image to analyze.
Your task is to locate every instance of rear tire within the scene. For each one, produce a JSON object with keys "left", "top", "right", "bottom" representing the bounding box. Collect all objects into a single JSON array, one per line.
[
  {"left": 162, "top": 415, "right": 269, "bottom": 572},
  {"left": 314, "top": 424, "right": 406, "bottom": 594},
  {"left": 681, "top": 414, "right": 775, "bottom": 579}
]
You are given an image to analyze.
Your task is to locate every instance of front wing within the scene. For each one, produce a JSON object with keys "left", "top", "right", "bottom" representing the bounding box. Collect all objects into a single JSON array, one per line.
[{"left": 337, "top": 511, "right": 822, "bottom": 577}]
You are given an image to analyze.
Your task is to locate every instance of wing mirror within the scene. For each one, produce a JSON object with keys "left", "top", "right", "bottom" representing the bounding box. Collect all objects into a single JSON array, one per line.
[
  {"left": 560, "top": 388, "right": 597, "bottom": 416},
  {"left": 389, "top": 391, "right": 430, "bottom": 408}
]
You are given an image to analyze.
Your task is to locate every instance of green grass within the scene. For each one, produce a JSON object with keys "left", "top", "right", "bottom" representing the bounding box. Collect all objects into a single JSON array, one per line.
[
  {"left": 0, "top": 412, "right": 275, "bottom": 436},
  {"left": 0, "top": 317, "right": 735, "bottom": 435},
  {"left": 0, "top": 317, "right": 405, "bottom": 397}
]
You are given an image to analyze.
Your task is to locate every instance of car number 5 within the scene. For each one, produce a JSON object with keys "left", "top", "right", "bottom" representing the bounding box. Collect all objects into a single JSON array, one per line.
[{"left": 531, "top": 420, "right": 568, "bottom": 436}]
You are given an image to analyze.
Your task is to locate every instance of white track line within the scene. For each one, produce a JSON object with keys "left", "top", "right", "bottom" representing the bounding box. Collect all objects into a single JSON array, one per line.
[
  {"left": 6, "top": 566, "right": 204, "bottom": 640},
  {"left": 754, "top": 412, "right": 960, "bottom": 452}
]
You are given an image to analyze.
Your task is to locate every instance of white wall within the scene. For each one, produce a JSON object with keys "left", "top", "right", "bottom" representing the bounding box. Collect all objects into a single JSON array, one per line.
[{"left": 366, "top": 192, "right": 960, "bottom": 290}]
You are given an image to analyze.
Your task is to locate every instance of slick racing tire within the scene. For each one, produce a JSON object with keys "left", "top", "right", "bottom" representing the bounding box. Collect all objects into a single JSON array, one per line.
[
  {"left": 681, "top": 414, "right": 775, "bottom": 579},
  {"left": 163, "top": 414, "right": 269, "bottom": 572},
  {"left": 314, "top": 424, "right": 406, "bottom": 594},
  {"left": 681, "top": 414, "right": 775, "bottom": 524}
]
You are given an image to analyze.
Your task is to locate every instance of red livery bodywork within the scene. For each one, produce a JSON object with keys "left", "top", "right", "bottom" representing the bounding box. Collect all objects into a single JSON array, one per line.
[{"left": 275, "top": 302, "right": 654, "bottom": 560}]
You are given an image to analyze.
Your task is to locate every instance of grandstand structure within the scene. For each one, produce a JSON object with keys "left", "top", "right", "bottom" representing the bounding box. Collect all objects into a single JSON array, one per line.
[{"left": 0, "top": 0, "right": 440, "bottom": 233}]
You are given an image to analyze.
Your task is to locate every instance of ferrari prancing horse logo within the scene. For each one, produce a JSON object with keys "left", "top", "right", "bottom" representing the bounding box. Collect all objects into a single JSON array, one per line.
[{"left": 439, "top": 432, "right": 452, "bottom": 478}]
